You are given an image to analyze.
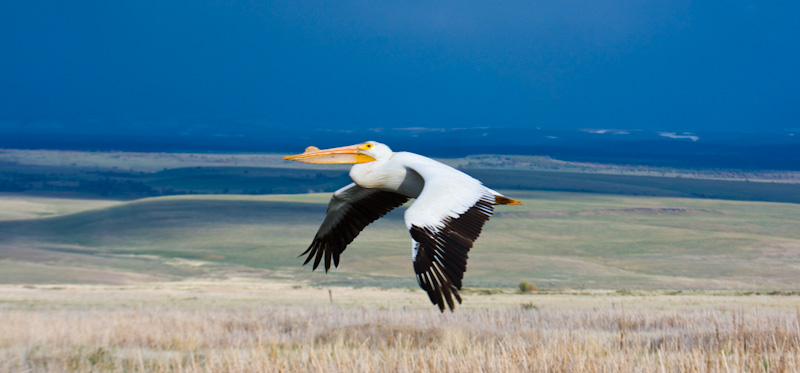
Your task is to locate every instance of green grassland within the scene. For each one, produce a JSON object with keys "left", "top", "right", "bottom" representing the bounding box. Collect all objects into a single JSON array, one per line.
[
  {"left": 1, "top": 191, "right": 798, "bottom": 291},
  {"left": 468, "top": 169, "right": 800, "bottom": 203},
  {"left": 1, "top": 148, "right": 799, "bottom": 291}
]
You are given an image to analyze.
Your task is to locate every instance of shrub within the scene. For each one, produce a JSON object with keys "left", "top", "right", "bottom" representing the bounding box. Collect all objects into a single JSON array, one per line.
[
  {"left": 519, "top": 281, "right": 538, "bottom": 293},
  {"left": 520, "top": 302, "right": 539, "bottom": 310}
]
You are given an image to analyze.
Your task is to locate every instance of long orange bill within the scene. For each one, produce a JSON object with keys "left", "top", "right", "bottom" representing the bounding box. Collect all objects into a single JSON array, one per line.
[{"left": 284, "top": 144, "right": 376, "bottom": 164}]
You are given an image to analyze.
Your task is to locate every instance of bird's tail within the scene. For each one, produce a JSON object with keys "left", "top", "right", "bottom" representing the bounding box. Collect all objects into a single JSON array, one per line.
[
  {"left": 493, "top": 195, "right": 522, "bottom": 205},
  {"left": 485, "top": 188, "right": 522, "bottom": 205}
]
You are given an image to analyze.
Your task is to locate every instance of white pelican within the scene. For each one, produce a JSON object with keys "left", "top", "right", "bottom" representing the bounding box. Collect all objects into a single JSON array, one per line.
[{"left": 284, "top": 141, "right": 521, "bottom": 311}]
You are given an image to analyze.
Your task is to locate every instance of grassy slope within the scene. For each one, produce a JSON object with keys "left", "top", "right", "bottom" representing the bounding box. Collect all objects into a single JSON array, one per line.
[
  {"left": 0, "top": 195, "right": 121, "bottom": 221},
  {"left": 468, "top": 169, "right": 800, "bottom": 203},
  {"left": 1, "top": 192, "right": 798, "bottom": 290}
]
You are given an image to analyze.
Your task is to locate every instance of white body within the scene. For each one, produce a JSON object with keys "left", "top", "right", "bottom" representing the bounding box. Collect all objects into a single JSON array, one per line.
[{"left": 349, "top": 151, "right": 493, "bottom": 231}]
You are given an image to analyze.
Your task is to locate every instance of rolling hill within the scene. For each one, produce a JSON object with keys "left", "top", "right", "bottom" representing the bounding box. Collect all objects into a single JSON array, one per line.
[{"left": 1, "top": 192, "right": 798, "bottom": 290}]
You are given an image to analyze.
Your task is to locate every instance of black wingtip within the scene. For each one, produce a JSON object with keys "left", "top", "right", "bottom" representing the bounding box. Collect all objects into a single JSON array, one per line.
[
  {"left": 324, "top": 250, "right": 331, "bottom": 272},
  {"left": 301, "top": 251, "right": 314, "bottom": 265},
  {"left": 312, "top": 244, "right": 324, "bottom": 270},
  {"left": 300, "top": 241, "right": 316, "bottom": 264}
]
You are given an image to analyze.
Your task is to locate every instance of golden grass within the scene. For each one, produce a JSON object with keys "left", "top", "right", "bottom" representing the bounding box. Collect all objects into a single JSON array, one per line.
[{"left": 1, "top": 282, "right": 799, "bottom": 372}]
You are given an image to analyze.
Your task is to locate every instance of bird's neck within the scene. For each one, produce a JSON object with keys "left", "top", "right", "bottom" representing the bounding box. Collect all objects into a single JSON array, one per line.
[{"left": 350, "top": 157, "right": 408, "bottom": 190}]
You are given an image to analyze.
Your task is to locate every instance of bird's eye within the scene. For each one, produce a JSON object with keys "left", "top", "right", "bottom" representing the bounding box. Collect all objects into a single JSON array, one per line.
[{"left": 361, "top": 143, "right": 373, "bottom": 150}]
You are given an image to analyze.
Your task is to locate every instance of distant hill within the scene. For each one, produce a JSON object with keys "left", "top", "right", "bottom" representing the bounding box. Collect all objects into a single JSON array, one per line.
[
  {"left": 2, "top": 127, "right": 799, "bottom": 170},
  {"left": 2, "top": 159, "right": 798, "bottom": 203}
]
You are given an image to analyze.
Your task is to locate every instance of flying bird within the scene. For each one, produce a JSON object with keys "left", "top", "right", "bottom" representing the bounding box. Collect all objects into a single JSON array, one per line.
[{"left": 284, "top": 141, "right": 521, "bottom": 311}]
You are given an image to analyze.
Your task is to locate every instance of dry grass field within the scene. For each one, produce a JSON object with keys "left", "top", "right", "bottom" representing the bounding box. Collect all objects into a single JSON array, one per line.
[{"left": 1, "top": 281, "right": 799, "bottom": 372}]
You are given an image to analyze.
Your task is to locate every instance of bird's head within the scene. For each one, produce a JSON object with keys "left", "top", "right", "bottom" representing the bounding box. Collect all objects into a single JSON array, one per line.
[{"left": 283, "top": 141, "right": 392, "bottom": 164}]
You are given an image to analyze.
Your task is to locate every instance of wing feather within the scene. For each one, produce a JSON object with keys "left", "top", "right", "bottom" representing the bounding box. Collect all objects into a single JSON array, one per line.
[
  {"left": 300, "top": 183, "right": 409, "bottom": 272},
  {"left": 409, "top": 194, "right": 494, "bottom": 312}
]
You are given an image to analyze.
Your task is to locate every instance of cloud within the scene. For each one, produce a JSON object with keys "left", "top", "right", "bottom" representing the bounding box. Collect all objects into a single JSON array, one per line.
[
  {"left": 582, "top": 129, "right": 631, "bottom": 135},
  {"left": 658, "top": 132, "right": 699, "bottom": 142}
]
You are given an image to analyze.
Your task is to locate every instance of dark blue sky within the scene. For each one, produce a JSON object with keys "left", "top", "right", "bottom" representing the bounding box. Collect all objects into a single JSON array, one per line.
[{"left": 1, "top": 1, "right": 798, "bottom": 135}]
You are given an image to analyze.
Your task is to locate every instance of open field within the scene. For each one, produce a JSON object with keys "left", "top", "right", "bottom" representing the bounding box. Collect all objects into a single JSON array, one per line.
[
  {"left": 1, "top": 191, "right": 798, "bottom": 291},
  {"left": 1, "top": 281, "right": 799, "bottom": 372},
  {"left": 1, "top": 149, "right": 799, "bottom": 371}
]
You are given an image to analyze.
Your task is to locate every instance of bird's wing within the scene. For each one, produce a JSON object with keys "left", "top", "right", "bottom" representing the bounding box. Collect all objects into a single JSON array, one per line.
[
  {"left": 300, "top": 183, "right": 409, "bottom": 272},
  {"left": 404, "top": 171, "right": 495, "bottom": 312}
]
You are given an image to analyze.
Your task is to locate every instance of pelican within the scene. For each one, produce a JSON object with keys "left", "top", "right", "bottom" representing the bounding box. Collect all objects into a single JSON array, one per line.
[{"left": 284, "top": 141, "right": 521, "bottom": 311}]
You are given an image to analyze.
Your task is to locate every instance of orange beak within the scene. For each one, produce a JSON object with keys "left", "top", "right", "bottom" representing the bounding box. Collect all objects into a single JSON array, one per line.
[{"left": 283, "top": 144, "right": 376, "bottom": 164}]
